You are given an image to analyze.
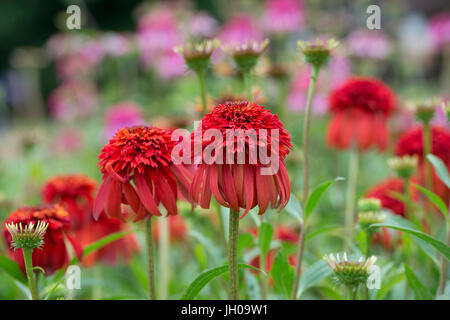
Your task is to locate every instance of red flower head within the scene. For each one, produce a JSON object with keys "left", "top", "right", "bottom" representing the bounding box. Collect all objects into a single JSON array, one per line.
[
  {"left": 3, "top": 205, "right": 82, "bottom": 275},
  {"left": 152, "top": 215, "right": 187, "bottom": 244},
  {"left": 190, "top": 101, "right": 292, "bottom": 217},
  {"left": 42, "top": 174, "right": 97, "bottom": 229},
  {"left": 327, "top": 77, "right": 396, "bottom": 151},
  {"left": 94, "top": 126, "right": 192, "bottom": 221},
  {"left": 395, "top": 126, "right": 450, "bottom": 202},
  {"left": 365, "top": 178, "right": 418, "bottom": 217},
  {"left": 42, "top": 174, "right": 139, "bottom": 267}
]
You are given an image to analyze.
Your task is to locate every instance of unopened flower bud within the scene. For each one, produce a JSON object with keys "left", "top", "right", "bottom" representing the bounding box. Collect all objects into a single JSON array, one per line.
[
  {"left": 297, "top": 38, "right": 339, "bottom": 69},
  {"left": 387, "top": 155, "right": 418, "bottom": 179},
  {"left": 222, "top": 39, "right": 270, "bottom": 72},
  {"left": 5, "top": 221, "right": 48, "bottom": 250},
  {"left": 358, "top": 198, "right": 381, "bottom": 212},
  {"left": 174, "top": 39, "right": 220, "bottom": 72}
]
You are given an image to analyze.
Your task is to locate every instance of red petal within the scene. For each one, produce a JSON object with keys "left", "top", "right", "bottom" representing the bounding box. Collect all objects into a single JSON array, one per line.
[
  {"left": 93, "top": 176, "right": 111, "bottom": 221},
  {"left": 105, "top": 180, "right": 123, "bottom": 220},
  {"left": 135, "top": 172, "right": 161, "bottom": 216}
]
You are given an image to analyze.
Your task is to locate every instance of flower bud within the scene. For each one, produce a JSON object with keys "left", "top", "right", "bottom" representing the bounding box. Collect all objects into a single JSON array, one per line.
[
  {"left": 323, "top": 253, "right": 377, "bottom": 288},
  {"left": 222, "top": 39, "right": 270, "bottom": 72},
  {"left": 358, "top": 198, "right": 381, "bottom": 212},
  {"left": 174, "top": 39, "right": 220, "bottom": 72},
  {"left": 5, "top": 221, "right": 48, "bottom": 250},
  {"left": 297, "top": 38, "right": 339, "bottom": 69},
  {"left": 387, "top": 155, "right": 418, "bottom": 179}
]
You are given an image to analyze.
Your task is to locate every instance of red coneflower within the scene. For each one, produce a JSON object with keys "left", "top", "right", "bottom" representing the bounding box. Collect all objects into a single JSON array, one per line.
[
  {"left": 190, "top": 100, "right": 292, "bottom": 299},
  {"left": 42, "top": 174, "right": 98, "bottom": 229},
  {"left": 190, "top": 100, "right": 292, "bottom": 217},
  {"left": 42, "top": 174, "right": 139, "bottom": 267},
  {"left": 94, "top": 126, "right": 192, "bottom": 221},
  {"left": 93, "top": 126, "right": 192, "bottom": 300},
  {"left": 327, "top": 77, "right": 396, "bottom": 151},
  {"left": 365, "top": 178, "right": 418, "bottom": 217},
  {"left": 395, "top": 126, "right": 450, "bottom": 203},
  {"left": 3, "top": 205, "right": 81, "bottom": 275}
]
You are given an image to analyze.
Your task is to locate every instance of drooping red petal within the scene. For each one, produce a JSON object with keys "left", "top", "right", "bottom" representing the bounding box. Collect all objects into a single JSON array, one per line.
[
  {"left": 93, "top": 176, "right": 111, "bottom": 220},
  {"left": 135, "top": 172, "right": 161, "bottom": 216},
  {"left": 105, "top": 180, "right": 123, "bottom": 221}
]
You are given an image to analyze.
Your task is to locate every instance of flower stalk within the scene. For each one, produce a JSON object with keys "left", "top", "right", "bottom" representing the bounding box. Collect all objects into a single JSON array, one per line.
[
  {"left": 22, "top": 247, "right": 39, "bottom": 300},
  {"left": 291, "top": 38, "right": 338, "bottom": 300},
  {"left": 228, "top": 208, "right": 240, "bottom": 300},
  {"left": 345, "top": 147, "right": 360, "bottom": 240},
  {"left": 144, "top": 217, "right": 156, "bottom": 300}
]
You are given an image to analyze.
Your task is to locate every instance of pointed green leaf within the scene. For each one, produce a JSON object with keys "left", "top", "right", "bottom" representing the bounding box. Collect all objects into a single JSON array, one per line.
[
  {"left": 414, "top": 183, "right": 449, "bottom": 227},
  {"left": 181, "top": 264, "right": 265, "bottom": 300},
  {"left": 305, "top": 177, "right": 344, "bottom": 221},
  {"left": 0, "top": 255, "right": 27, "bottom": 284},
  {"left": 428, "top": 154, "right": 450, "bottom": 189},
  {"left": 258, "top": 222, "right": 274, "bottom": 256},
  {"left": 271, "top": 249, "right": 294, "bottom": 299},
  {"left": 404, "top": 264, "right": 433, "bottom": 300}
]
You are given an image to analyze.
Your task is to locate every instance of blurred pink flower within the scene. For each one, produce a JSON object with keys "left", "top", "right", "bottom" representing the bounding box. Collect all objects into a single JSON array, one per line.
[
  {"left": 261, "top": 0, "right": 305, "bottom": 34},
  {"left": 154, "top": 50, "right": 186, "bottom": 80},
  {"left": 48, "top": 81, "right": 98, "bottom": 122},
  {"left": 188, "top": 12, "right": 218, "bottom": 38},
  {"left": 102, "top": 32, "right": 134, "bottom": 57},
  {"left": 104, "top": 101, "right": 145, "bottom": 140},
  {"left": 137, "top": 5, "right": 182, "bottom": 67},
  {"left": 347, "top": 30, "right": 391, "bottom": 60},
  {"left": 53, "top": 128, "right": 83, "bottom": 153},
  {"left": 55, "top": 53, "right": 94, "bottom": 81},
  {"left": 428, "top": 12, "right": 450, "bottom": 50},
  {"left": 219, "top": 14, "right": 263, "bottom": 46}
]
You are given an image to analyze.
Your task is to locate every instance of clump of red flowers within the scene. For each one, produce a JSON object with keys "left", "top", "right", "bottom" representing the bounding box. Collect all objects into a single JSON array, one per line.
[
  {"left": 42, "top": 174, "right": 98, "bottom": 229},
  {"left": 3, "top": 205, "right": 81, "bottom": 275},
  {"left": 327, "top": 77, "right": 396, "bottom": 151},
  {"left": 365, "top": 178, "right": 418, "bottom": 217},
  {"left": 395, "top": 126, "right": 450, "bottom": 202},
  {"left": 42, "top": 174, "right": 138, "bottom": 267},
  {"left": 94, "top": 126, "right": 192, "bottom": 221},
  {"left": 190, "top": 101, "right": 292, "bottom": 217}
]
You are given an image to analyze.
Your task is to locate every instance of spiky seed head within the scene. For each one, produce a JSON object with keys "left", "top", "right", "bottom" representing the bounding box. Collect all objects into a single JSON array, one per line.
[
  {"left": 406, "top": 97, "right": 441, "bottom": 124},
  {"left": 174, "top": 39, "right": 220, "bottom": 72},
  {"left": 5, "top": 221, "right": 49, "bottom": 250},
  {"left": 387, "top": 155, "right": 418, "bottom": 179},
  {"left": 297, "top": 38, "right": 339, "bottom": 69},
  {"left": 222, "top": 39, "right": 270, "bottom": 72},
  {"left": 358, "top": 211, "right": 386, "bottom": 230},
  {"left": 323, "top": 253, "right": 377, "bottom": 287}
]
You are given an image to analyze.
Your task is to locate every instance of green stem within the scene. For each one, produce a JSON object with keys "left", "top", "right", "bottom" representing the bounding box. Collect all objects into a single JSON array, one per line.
[
  {"left": 22, "top": 248, "right": 39, "bottom": 300},
  {"left": 228, "top": 208, "right": 240, "bottom": 300},
  {"left": 363, "top": 231, "right": 373, "bottom": 300},
  {"left": 243, "top": 71, "right": 252, "bottom": 101},
  {"left": 158, "top": 217, "right": 170, "bottom": 300},
  {"left": 347, "top": 285, "right": 358, "bottom": 300},
  {"left": 260, "top": 249, "right": 267, "bottom": 300},
  {"left": 144, "top": 218, "right": 156, "bottom": 300},
  {"left": 197, "top": 68, "right": 208, "bottom": 117},
  {"left": 291, "top": 65, "right": 320, "bottom": 300},
  {"left": 345, "top": 147, "right": 360, "bottom": 241},
  {"left": 423, "top": 122, "right": 433, "bottom": 193}
]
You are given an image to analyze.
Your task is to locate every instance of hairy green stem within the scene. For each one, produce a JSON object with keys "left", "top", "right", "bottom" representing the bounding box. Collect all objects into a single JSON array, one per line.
[
  {"left": 197, "top": 68, "right": 208, "bottom": 116},
  {"left": 345, "top": 147, "right": 360, "bottom": 240},
  {"left": 423, "top": 123, "right": 433, "bottom": 193},
  {"left": 291, "top": 66, "right": 320, "bottom": 300},
  {"left": 22, "top": 248, "right": 39, "bottom": 300},
  {"left": 228, "top": 209, "right": 240, "bottom": 300},
  {"left": 158, "top": 217, "right": 170, "bottom": 300},
  {"left": 347, "top": 285, "right": 358, "bottom": 300},
  {"left": 243, "top": 71, "right": 252, "bottom": 101},
  {"left": 363, "top": 231, "right": 373, "bottom": 300},
  {"left": 144, "top": 218, "right": 156, "bottom": 300}
]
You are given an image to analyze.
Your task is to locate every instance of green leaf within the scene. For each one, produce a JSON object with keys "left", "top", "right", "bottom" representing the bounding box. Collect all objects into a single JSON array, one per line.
[
  {"left": 414, "top": 183, "right": 449, "bottom": 227},
  {"left": 181, "top": 264, "right": 265, "bottom": 300},
  {"left": 258, "top": 222, "right": 274, "bottom": 256},
  {"left": 0, "top": 255, "right": 27, "bottom": 284},
  {"left": 404, "top": 264, "right": 433, "bottom": 300},
  {"left": 297, "top": 260, "right": 332, "bottom": 298},
  {"left": 428, "top": 154, "right": 450, "bottom": 189},
  {"left": 305, "top": 177, "right": 344, "bottom": 221},
  {"left": 306, "top": 225, "right": 343, "bottom": 242},
  {"left": 82, "top": 230, "right": 133, "bottom": 258},
  {"left": 284, "top": 194, "right": 303, "bottom": 223},
  {"left": 238, "top": 233, "right": 254, "bottom": 257},
  {"left": 271, "top": 249, "right": 294, "bottom": 299},
  {"left": 370, "top": 214, "right": 450, "bottom": 260}
]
